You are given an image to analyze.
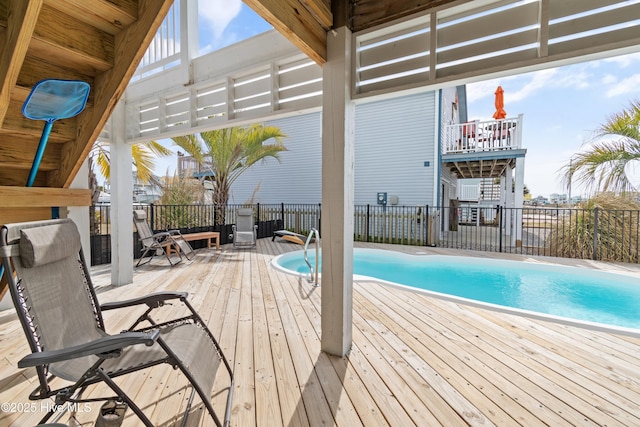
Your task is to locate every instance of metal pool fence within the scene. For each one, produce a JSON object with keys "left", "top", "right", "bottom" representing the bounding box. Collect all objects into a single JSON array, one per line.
[{"left": 89, "top": 204, "right": 640, "bottom": 265}]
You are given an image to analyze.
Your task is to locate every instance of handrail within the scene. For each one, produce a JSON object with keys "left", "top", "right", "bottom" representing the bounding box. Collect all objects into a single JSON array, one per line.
[{"left": 303, "top": 228, "right": 320, "bottom": 286}]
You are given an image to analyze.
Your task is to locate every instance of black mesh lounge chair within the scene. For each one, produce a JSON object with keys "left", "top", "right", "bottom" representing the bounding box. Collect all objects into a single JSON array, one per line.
[
  {"left": 230, "top": 208, "right": 257, "bottom": 248},
  {"left": 0, "top": 218, "right": 233, "bottom": 427},
  {"left": 133, "top": 209, "right": 194, "bottom": 266}
]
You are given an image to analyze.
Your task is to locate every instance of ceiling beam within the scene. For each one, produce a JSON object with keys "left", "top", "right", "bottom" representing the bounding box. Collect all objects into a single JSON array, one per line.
[
  {"left": 50, "top": 0, "right": 174, "bottom": 188},
  {"left": 0, "top": 0, "right": 43, "bottom": 127},
  {"left": 244, "top": 0, "right": 328, "bottom": 65},
  {"left": 351, "top": 0, "right": 466, "bottom": 32},
  {"left": 300, "top": 0, "right": 331, "bottom": 28}
]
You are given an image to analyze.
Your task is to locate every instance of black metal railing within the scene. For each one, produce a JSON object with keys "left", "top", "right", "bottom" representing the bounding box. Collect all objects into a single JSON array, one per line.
[{"left": 89, "top": 203, "right": 640, "bottom": 265}]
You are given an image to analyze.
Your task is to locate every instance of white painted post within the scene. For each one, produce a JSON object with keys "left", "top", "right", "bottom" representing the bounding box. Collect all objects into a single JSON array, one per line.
[
  {"left": 505, "top": 163, "right": 513, "bottom": 237},
  {"left": 514, "top": 156, "right": 525, "bottom": 247},
  {"left": 110, "top": 101, "right": 134, "bottom": 286},
  {"left": 321, "top": 27, "right": 354, "bottom": 357},
  {"left": 499, "top": 174, "right": 506, "bottom": 234},
  {"left": 180, "top": 0, "right": 198, "bottom": 84}
]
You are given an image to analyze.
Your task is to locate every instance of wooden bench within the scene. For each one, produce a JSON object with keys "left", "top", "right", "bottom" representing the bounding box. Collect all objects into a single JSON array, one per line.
[{"left": 165, "top": 231, "right": 220, "bottom": 255}]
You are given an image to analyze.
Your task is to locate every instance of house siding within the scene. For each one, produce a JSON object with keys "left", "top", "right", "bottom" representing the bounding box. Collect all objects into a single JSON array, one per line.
[
  {"left": 229, "top": 91, "right": 438, "bottom": 206},
  {"left": 354, "top": 92, "right": 436, "bottom": 206},
  {"left": 439, "top": 86, "right": 459, "bottom": 206},
  {"left": 229, "top": 113, "right": 322, "bottom": 204}
]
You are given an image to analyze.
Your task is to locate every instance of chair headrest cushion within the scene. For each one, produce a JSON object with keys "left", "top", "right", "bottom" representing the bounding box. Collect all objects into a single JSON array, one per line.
[
  {"left": 19, "top": 221, "right": 81, "bottom": 268},
  {"left": 133, "top": 210, "right": 147, "bottom": 220}
]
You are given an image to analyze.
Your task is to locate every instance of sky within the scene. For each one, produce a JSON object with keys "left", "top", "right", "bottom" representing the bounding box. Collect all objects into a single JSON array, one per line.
[
  {"left": 151, "top": 1, "right": 640, "bottom": 200},
  {"left": 466, "top": 53, "right": 640, "bottom": 199}
]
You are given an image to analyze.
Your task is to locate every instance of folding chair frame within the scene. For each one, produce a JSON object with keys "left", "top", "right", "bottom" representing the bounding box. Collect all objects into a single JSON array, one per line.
[{"left": 0, "top": 219, "right": 233, "bottom": 427}]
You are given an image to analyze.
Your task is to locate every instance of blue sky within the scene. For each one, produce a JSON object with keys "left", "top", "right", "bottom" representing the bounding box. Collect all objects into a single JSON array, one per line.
[
  {"left": 197, "top": 0, "right": 271, "bottom": 54},
  {"left": 467, "top": 54, "right": 640, "bottom": 198},
  {"left": 159, "top": 1, "right": 640, "bottom": 199}
]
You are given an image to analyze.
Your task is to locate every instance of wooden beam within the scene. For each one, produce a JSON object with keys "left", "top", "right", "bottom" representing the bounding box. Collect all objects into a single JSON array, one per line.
[
  {"left": 30, "top": 3, "right": 114, "bottom": 74},
  {"left": 321, "top": 26, "right": 354, "bottom": 356},
  {"left": 45, "top": 0, "right": 138, "bottom": 35},
  {"left": 0, "top": 134, "right": 60, "bottom": 170},
  {"left": 2, "top": 98, "right": 77, "bottom": 142},
  {"left": 300, "top": 0, "right": 332, "bottom": 29},
  {"left": 244, "top": 0, "right": 327, "bottom": 65},
  {"left": 0, "top": 207, "right": 56, "bottom": 224},
  {"left": 50, "top": 0, "right": 174, "bottom": 188},
  {"left": 351, "top": 0, "right": 464, "bottom": 32},
  {"left": 0, "top": 0, "right": 43, "bottom": 126},
  {"left": 0, "top": 185, "right": 90, "bottom": 207},
  {"left": 331, "top": 0, "right": 349, "bottom": 28},
  {"left": 0, "top": 167, "right": 46, "bottom": 186},
  {"left": 17, "top": 56, "right": 95, "bottom": 105}
]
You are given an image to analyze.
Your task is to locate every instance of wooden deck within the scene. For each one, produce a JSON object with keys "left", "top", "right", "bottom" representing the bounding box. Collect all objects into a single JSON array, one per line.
[{"left": 2, "top": 239, "right": 640, "bottom": 426}]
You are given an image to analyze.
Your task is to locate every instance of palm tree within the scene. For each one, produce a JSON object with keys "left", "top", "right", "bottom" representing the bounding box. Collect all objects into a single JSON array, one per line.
[
  {"left": 169, "top": 125, "right": 286, "bottom": 208},
  {"left": 89, "top": 140, "right": 172, "bottom": 204},
  {"left": 562, "top": 99, "right": 640, "bottom": 194}
]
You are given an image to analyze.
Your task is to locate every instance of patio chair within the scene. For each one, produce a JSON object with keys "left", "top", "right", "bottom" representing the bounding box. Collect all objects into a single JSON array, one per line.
[
  {"left": 133, "top": 209, "right": 194, "bottom": 266},
  {"left": 230, "top": 207, "right": 257, "bottom": 248},
  {"left": 0, "top": 218, "right": 233, "bottom": 427}
]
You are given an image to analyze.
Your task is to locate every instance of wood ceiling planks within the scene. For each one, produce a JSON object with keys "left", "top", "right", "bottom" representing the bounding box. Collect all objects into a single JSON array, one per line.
[
  {"left": 244, "top": 0, "right": 329, "bottom": 65},
  {"left": 0, "top": 0, "right": 173, "bottom": 191},
  {"left": 50, "top": 0, "right": 174, "bottom": 188},
  {"left": 247, "top": 0, "right": 462, "bottom": 65}
]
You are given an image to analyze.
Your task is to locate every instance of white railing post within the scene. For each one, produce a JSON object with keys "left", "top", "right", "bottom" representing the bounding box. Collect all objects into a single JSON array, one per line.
[{"left": 180, "top": 0, "right": 198, "bottom": 84}]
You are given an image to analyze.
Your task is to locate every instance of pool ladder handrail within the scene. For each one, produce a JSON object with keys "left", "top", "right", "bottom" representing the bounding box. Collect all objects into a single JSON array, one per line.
[{"left": 304, "top": 228, "right": 320, "bottom": 286}]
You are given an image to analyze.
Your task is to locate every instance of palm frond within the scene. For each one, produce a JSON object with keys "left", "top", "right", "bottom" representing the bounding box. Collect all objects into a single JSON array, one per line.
[
  {"left": 176, "top": 125, "right": 287, "bottom": 206},
  {"left": 561, "top": 99, "right": 640, "bottom": 194}
]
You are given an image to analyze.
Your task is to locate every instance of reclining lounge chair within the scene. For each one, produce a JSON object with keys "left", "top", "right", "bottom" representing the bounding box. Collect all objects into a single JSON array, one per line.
[
  {"left": 133, "top": 209, "right": 194, "bottom": 266},
  {"left": 230, "top": 207, "right": 257, "bottom": 248},
  {"left": 272, "top": 229, "right": 315, "bottom": 245},
  {"left": 0, "top": 218, "right": 233, "bottom": 427}
]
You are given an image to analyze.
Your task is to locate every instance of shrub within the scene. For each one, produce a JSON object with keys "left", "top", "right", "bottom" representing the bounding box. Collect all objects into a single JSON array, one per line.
[{"left": 547, "top": 193, "right": 640, "bottom": 262}]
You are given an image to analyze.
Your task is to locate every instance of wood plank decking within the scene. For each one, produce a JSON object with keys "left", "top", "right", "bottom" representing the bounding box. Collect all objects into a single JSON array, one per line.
[{"left": 1, "top": 239, "right": 640, "bottom": 426}]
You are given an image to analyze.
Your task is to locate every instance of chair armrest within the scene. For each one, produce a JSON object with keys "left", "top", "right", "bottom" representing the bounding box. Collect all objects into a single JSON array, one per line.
[
  {"left": 101, "top": 291, "right": 188, "bottom": 310},
  {"left": 17, "top": 330, "right": 160, "bottom": 368},
  {"left": 151, "top": 231, "right": 172, "bottom": 239}
]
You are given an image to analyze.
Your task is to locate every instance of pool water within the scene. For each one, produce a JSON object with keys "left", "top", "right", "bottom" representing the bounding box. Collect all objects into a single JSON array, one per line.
[{"left": 273, "top": 248, "right": 640, "bottom": 330}]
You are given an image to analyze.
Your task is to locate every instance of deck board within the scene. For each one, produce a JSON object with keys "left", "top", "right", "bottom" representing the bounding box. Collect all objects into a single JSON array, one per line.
[{"left": 1, "top": 239, "right": 640, "bottom": 426}]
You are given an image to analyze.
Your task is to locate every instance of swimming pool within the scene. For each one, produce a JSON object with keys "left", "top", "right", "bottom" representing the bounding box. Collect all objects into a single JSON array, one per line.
[{"left": 272, "top": 248, "right": 640, "bottom": 333}]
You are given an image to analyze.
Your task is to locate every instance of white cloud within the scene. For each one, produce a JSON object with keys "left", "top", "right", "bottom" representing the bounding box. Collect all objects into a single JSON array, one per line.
[
  {"left": 601, "top": 74, "right": 617, "bottom": 85},
  {"left": 199, "top": 0, "right": 243, "bottom": 39},
  {"left": 606, "top": 73, "right": 640, "bottom": 98},
  {"left": 603, "top": 51, "right": 640, "bottom": 68},
  {"left": 508, "top": 69, "right": 559, "bottom": 102},
  {"left": 466, "top": 79, "right": 503, "bottom": 104},
  {"left": 467, "top": 67, "right": 592, "bottom": 105}
]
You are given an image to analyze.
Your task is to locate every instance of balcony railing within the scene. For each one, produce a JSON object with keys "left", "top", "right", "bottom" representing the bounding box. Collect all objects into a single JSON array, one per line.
[{"left": 443, "top": 114, "right": 523, "bottom": 155}]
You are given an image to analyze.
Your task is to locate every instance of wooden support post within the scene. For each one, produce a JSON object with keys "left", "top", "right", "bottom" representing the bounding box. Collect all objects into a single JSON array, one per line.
[
  {"left": 321, "top": 26, "right": 354, "bottom": 357},
  {"left": 110, "top": 101, "right": 134, "bottom": 286}
]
